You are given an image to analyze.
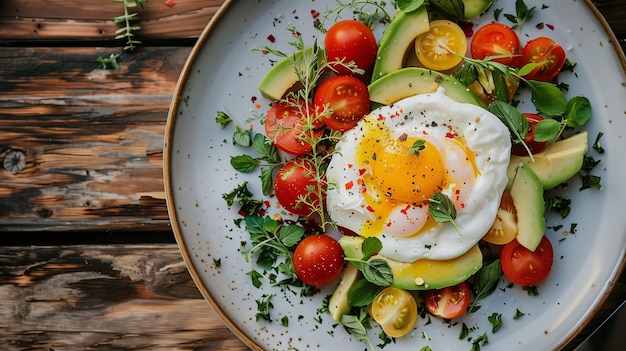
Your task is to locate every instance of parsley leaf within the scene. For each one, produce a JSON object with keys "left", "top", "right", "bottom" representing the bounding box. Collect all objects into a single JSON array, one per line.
[
  {"left": 408, "top": 139, "right": 426, "bottom": 156},
  {"left": 488, "top": 312, "right": 503, "bottom": 333}
]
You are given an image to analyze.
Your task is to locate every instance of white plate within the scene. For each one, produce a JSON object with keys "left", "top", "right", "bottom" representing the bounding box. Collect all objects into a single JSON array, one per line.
[{"left": 164, "top": 1, "right": 626, "bottom": 350}]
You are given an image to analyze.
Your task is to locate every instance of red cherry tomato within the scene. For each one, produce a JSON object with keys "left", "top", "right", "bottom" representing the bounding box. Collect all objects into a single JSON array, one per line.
[
  {"left": 471, "top": 23, "right": 522, "bottom": 67},
  {"left": 324, "top": 19, "right": 378, "bottom": 76},
  {"left": 423, "top": 281, "right": 472, "bottom": 319},
  {"left": 520, "top": 37, "right": 566, "bottom": 82},
  {"left": 264, "top": 99, "right": 323, "bottom": 155},
  {"left": 274, "top": 158, "right": 324, "bottom": 216},
  {"left": 511, "top": 113, "right": 549, "bottom": 156},
  {"left": 314, "top": 76, "right": 370, "bottom": 131},
  {"left": 293, "top": 234, "right": 345, "bottom": 286},
  {"left": 500, "top": 236, "right": 554, "bottom": 286}
]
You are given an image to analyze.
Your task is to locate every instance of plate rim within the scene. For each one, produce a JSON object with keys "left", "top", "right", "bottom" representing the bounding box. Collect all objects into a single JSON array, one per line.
[{"left": 163, "top": 1, "right": 626, "bottom": 350}]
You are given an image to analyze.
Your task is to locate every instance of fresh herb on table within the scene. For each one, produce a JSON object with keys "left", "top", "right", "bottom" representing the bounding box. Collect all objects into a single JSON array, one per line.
[{"left": 113, "top": 0, "right": 149, "bottom": 50}]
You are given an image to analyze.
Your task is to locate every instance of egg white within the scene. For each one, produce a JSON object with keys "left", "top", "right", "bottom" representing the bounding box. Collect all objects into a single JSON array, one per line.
[{"left": 326, "top": 89, "right": 511, "bottom": 261}]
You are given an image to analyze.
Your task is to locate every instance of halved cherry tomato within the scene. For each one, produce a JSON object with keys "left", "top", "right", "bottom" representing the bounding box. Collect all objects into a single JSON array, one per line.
[
  {"left": 264, "top": 99, "right": 323, "bottom": 155},
  {"left": 274, "top": 158, "right": 325, "bottom": 216},
  {"left": 470, "top": 23, "right": 521, "bottom": 66},
  {"left": 423, "top": 281, "right": 472, "bottom": 320},
  {"left": 520, "top": 37, "right": 566, "bottom": 82},
  {"left": 293, "top": 234, "right": 344, "bottom": 286},
  {"left": 511, "top": 113, "right": 549, "bottom": 156},
  {"left": 371, "top": 287, "right": 418, "bottom": 337},
  {"left": 500, "top": 236, "right": 554, "bottom": 286},
  {"left": 324, "top": 19, "right": 378, "bottom": 76},
  {"left": 314, "top": 76, "right": 370, "bottom": 131},
  {"left": 483, "top": 191, "right": 517, "bottom": 245},
  {"left": 415, "top": 20, "right": 467, "bottom": 71}
]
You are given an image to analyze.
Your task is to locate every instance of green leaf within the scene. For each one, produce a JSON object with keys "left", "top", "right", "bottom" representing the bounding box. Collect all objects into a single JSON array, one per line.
[
  {"left": 216, "top": 111, "right": 234, "bottom": 128},
  {"left": 341, "top": 310, "right": 375, "bottom": 349},
  {"left": 362, "top": 258, "right": 394, "bottom": 286},
  {"left": 278, "top": 224, "right": 305, "bottom": 248},
  {"left": 488, "top": 101, "right": 528, "bottom": 143},
  {"left": 429, "top": 0, "right": 465, "bottom": 22},
  {"left": 454, "top": 63, "right": 478, "bottom": 87},
  {"left": 348, "top": 279, "right": 380, "bottom": 307},
  {"left": 260, "top": 167, "right": 275, "bottom": 196},
  {"left": 230, "top": 154, "right": 258, "bottom": 173},
  {"left": 534, "top": 118, "right": 562, "bottom": 142},
  {"left": 488, "top": 312, "right": 503, "bottom": 333},
  {"left": 408, "top": 139, "right": 426, "bottom": 156},
  {"left": 361, "top": 237, "right": 383, "bottom": 260},
  {"left": 428, "top": 192, "right": 461, "bottom": 235},
  {"left": 469, "top": 259, "right": 502, "bottom": 313},
  {"left": 526, "top": 80, "right": 566, "bottom": 116},
  {"left": 247, "top": 269, "right": 264, "bottom": 288},
  {"left": 564, "top": 96, "right": 591, "bottom": 127},
  {"left": 253, "top": 133, "right": 280, "bottom": 163},
  {"left": 397, "top": 0, "right": 426, "bottom": 13},
  {"left": 233, "top": 125, "right": 252, "bottom": 146}
]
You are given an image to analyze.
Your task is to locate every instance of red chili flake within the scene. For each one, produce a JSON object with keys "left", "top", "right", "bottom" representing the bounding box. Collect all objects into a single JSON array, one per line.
[
  {"left": 345, "top": 180, "right": 354, "bottom": 190},
  {"left": 347, "top": 163, "right": 354, "bottom": 169},
  {"left": 359, "top": 168, "right": 366, "bottom": 176},
  {"left": 446, "top": 132, "right": 455, "bottom": 138},
  {"left": 237, "top": 208, "right": 247, "bottom": 217},
  {"left": 546, "top": 23, "right": 555, "bottom": 30},
  {"left": 400, "top": 204, "right": 411, "bottom": 215},
  {"left": 264, "top": 200, "right": 271, "bottom": 208},
  {"left": 251, "top": 96, "right": 257, "bottom": 103},
  {"left": 267, "top": 34, "right": 276, "bottom": 43},
  {"left": 386, "top": 221, "right": 392, "bottom": 227},
  {"left": 163, "top": 0, "right": 176, "bottom": 7},
  {"left": 366, "top": 205, "right": 375, "bottom": 213},
  {"left": 311, "top": 9, "right": 320, "bottom": 18}
]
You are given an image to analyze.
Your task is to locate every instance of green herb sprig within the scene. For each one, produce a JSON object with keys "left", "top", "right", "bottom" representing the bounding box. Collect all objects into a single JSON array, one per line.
[
  {"left": 429, "top": 192, "right": 461, "bottom": 235},
  {"left": 113, "top": 0, "right": 149, "bottom": 51}
]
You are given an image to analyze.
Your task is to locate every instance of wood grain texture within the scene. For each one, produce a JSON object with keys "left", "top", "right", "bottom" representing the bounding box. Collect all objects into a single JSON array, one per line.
[
  {"left": 0, "top": 46, "right": 191, "bottom": 232},
  {"left": 0, "top": 244, "right": 249, "bottom": 351},
  {"left": 0, "top": 0, "right": 225, "bottom": 43}
]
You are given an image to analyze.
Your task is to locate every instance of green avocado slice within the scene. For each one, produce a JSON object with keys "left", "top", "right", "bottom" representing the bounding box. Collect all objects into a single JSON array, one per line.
[{"left": 339, "top": 236, "right": 483, "bottom": 290}]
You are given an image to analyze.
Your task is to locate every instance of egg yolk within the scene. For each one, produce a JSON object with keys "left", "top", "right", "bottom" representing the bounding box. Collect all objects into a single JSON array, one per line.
[{"left": 373, "top": 136, "right": 444, "bottom": 204}]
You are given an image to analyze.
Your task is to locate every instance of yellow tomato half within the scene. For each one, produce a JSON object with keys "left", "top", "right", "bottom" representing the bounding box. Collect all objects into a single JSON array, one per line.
[
  {"left": 371, "top": 287, "right": 417, "bottom": 337},
  {"left": 415, "top": 20, "right": 467, "bottom": 71},
  {"left": 483, "top": 191, "right": 518, "bottom": 245}
]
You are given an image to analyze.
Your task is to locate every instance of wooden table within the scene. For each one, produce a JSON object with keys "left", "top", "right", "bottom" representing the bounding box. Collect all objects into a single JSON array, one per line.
[{"left": 0, "top": 1, "right": 624, "bottom": 350}]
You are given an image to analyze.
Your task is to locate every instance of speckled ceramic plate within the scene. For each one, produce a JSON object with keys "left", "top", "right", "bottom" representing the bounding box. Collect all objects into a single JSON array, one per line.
[{"left": 164, "top": 1, "right": 626, "bottom": 350}]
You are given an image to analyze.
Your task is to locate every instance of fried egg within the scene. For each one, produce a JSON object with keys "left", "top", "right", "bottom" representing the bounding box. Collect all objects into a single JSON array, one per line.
[{"left": 326, "top": 89, "right": 511, "bottom": 261}]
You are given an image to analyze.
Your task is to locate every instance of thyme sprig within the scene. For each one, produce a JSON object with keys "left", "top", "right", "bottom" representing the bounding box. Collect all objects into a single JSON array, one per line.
[{"left": 321, "top": 1, "right": 392, "bottom": 29}]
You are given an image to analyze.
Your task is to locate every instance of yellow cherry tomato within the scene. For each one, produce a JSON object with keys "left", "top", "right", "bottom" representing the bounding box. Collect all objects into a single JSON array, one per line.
[
  {"left": 415, "top": 20, "right": 467, "bottom": 71},
  {"left": 371, "top": 287, "right": 417, "bottom": 337},
  {"left": 483, "top": 191, "right": 518, "bottom": 245}
]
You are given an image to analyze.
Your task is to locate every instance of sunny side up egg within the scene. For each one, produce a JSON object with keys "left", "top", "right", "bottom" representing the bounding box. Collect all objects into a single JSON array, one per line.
[{"left": 326, "top": 89, "right": 511, "bottom": 262}]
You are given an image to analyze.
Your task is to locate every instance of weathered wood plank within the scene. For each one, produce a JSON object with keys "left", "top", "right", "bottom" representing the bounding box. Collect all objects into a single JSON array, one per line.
[
  {"left": 0, "top": 47, "right": 190, "bottom": 231},
  {"left": 0, "top": 244, "right": 249, "bottom": 351},
  {"left": 0, "top": 0, "right": 225, "bottom": 43}
]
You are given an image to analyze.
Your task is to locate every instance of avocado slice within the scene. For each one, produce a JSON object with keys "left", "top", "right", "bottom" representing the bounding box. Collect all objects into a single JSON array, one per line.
[
  {"left": 368, "top": 67, "right": 485, "bottom": 106},
  {"left": 328, "top": 263, "right": 361, "bottom": 321},
  {"left": 339, "top": 236, "right": 483, "bottom": 290},
  {"left": 462, "top": 0, "right": 494, "bottom": 20},
  {"left": 371, "top": 6, "right": 429, "bottom": 82},
  {"left": 507, "top": 132, "right": 588, "bottom": 190},
  {"left": 257, "top": 47, "right": 325, "bottom": 101},
  {"left": 509, "top": 161, "right": 546, "bottom": 252}
]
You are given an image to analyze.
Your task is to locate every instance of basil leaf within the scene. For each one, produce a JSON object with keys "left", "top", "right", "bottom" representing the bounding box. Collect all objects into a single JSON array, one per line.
[
  {"left": 362, "top": 258, "right": 393, "bottom": 286},
  {"left": 534, "top": 118, "right": 562, "bottom": 142},
  {"left": 526, "top": 80, "right": 566, "bottom": 116},
  {"left": 492, "top": 70, "right": 509, "bottom": 102},
  {"left": 472, "top": 259, "right": 502, "bottom": 304},
  {"left": 230, "top": 154, "right": 259, "bottom": 173},
  {"left": 429, "top": 0, "right": 465, "bottom": 22},
  {"left": 429, "top": 192, "right": 461, "bottom": 235},
  {"left": 397, "top": 0, "right": 426, "bottom": 13},
  {"left": 341, "top": 310, "right": 375, "bottom": 349},
  {"left": 348, "top": 279, "right": 380, "bottom": 307},
  {"left": 488, "top": 101, "right": 528, "bottom": 144},
  {"left": 253, "top": 133, "right": 281, "bottom": 163},
  {"left": 260, "top": 167, "right": 275, "bottom": 196},
  {"left": 361, "top": 237, "right": 383, "bottom": 260},
  {"left": 564, "top": 96, "right": 591, "bottom": 127},
  {"left": 279, "top": 224, "right": 305, "bottom": 248},
  {"left": 454, "top": 63, "right": 478, "bottom": 87},
  {"left": 233, "top": 124, "right": 252, "bottom": 146}
]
